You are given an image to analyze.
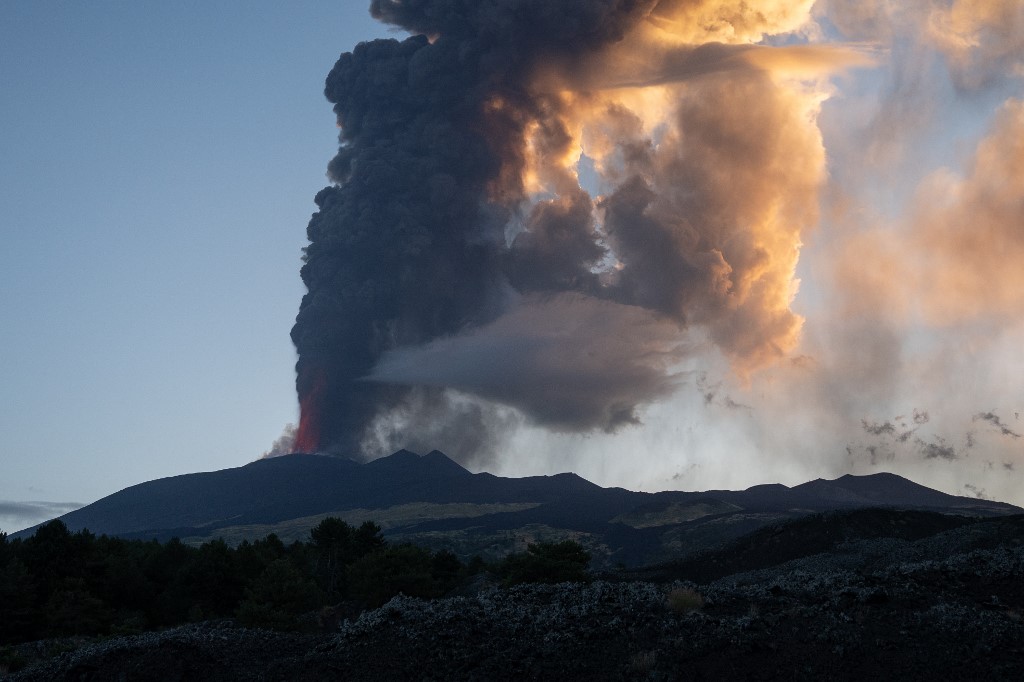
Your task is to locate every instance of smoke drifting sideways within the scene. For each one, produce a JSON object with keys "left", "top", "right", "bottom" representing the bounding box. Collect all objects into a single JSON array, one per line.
[
  {"left": 760, "top": 0, "right": 1024, "bottom": 504},
  {"left": 290, "top": 0, "right": 870, "bottom": 462}
]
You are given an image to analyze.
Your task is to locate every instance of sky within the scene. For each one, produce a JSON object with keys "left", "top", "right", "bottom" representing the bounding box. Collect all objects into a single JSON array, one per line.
[
  {"left": 0, "top": 1, "right": 392, "bottom": 530},
  {"left": 2, "top": 1, "right": 1023, "bottom": 532}
]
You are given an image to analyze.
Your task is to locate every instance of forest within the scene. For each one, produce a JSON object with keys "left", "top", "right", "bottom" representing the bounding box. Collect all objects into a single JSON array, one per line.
[{"left": 0, "top": 519, "right": 590, "bottom": 650}]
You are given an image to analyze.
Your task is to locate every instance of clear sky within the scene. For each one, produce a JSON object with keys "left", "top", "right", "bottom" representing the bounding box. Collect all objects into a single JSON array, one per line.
[
  {"left": 0, "top": 2, "right": 391, "bottom": 528},
  {"left": 2, "top": 2, "right": 1022, "bottom": 533}
]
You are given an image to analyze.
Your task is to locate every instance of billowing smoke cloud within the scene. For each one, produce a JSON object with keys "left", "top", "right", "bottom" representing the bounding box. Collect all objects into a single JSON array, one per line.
[
  {"left": 261, "top": 423, "right": 297, "bottom": 460},
  {"left": 906, "top": 99, "right": 1024, "bottom": 324},
  {"left": 713, "top": 0, "right": 1024, "bottom": 502},
  {"left": 822, "top": 0, "right": 1024, "bottom": 89},
  {"left": 287, "top": 0, "right": 1024, "bottom": 506},
  {"left": 291, "top": 0, "right": 852, "bottom": 456}
]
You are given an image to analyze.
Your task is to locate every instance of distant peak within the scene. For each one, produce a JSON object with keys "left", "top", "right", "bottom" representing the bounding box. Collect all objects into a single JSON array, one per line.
[
  {"left": 362, "top": 449, "right": 422, "bottom": 468},
  {"left": 424, "top": 450, "right": 472, "bottom": 475},
  {"left": 362, "top": 448, "right": 471, "bottom": 477},
  {"left": 836, "top": 472, "right": 905, "bottom": 481},
  {"left": 831, "top": 472, "right": 931, "bottom": 491}
]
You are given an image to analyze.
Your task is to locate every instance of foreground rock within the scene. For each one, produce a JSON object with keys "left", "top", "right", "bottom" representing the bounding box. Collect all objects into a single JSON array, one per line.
[{"left": 9, "top": 537, "right": 1023, "bottom": 681}]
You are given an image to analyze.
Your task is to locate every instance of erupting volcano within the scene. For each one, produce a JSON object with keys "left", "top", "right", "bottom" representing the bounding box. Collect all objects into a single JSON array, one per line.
[
  {"left": 287, "top": 0, "right": 1024, "bottom": 499},
  {"left": 289, "top": 0, "right": 864, "bottom": 458},
  {"left": 294, "top": 367, "right": 326, "bottom": 453}
]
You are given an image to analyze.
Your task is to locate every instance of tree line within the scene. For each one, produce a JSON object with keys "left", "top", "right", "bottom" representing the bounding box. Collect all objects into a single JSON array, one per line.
[{"left": 0, "top": 519, "right": 590, "bottom": 645}]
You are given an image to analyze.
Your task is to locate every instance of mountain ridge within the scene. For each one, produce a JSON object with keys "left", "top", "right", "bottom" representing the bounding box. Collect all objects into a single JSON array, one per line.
[{"left": 13, "top": 451, "right": 1020, "bottom": 567}]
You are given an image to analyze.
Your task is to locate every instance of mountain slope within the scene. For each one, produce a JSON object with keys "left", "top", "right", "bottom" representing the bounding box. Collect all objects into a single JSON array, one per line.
[{"left": 15, "top": 451, "right": 1020, "bottom": 568}]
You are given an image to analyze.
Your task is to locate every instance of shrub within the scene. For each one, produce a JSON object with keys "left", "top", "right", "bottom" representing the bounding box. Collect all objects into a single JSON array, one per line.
[
  {"left": 498, "top": 541, "right": 591, "bottom": 586},
  {"left": 0, "top": 645, "right": 26, "bottom": 675},
  {"left": 667, "top": 586, "right": 704, "bottom": 614},
  {"left": 430, "top": 550, "right": 463, "bottom": 595},
  {"left": 629, "top": 650, "right": 657, "bottom": 674}
]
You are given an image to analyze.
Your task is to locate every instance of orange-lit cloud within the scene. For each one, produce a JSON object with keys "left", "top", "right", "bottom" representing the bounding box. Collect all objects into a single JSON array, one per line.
[
  {"left": 642, "top": 0, "right": 816, "bottom": 45},
  {"left": 317, "top": 1, "right": 1024, "bottom": 504},
  {"left": 506, "top": 3, "right": 855, "bottom": 381},
  {"left": 926, "top": 0, "right": 1024, "bottom": 87},
  {"left": 485, "top": 0, "right": 1024, "bottom": 501},
  {"left": 822, "top": 0, "right": 1024, "bottom": 87},
  {"left": 910, "top": 98, "right": 1024, "bottom": 324}
]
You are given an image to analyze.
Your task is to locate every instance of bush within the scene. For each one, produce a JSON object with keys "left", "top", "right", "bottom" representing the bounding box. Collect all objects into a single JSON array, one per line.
[
  {"left": 430, "top": 550, "right": 463, "bottom": 595},
  {"left": 667, "top": 587, "right": 703, "bottom": 614},
  {"left": 498, "top": 541, "right": 591, "bottom": 586},
  {"left": 0, "top": 645, "right": 26, "bottom": 675}
]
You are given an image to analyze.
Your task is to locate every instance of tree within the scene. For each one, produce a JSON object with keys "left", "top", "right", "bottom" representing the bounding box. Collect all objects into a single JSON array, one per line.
[
  {"left": 236, "top": 534, "right": 286, "bottom": 586},
  {"left": 236, "top": 559, "right": 323, "bottom": 631},
  {"left": 44, "top": 578, "right": 113, "bottom": 636},
  {"left": 146, "top": 537, "right": 195, "bottom": 625},
  {"left": 498, "top": 541, "right": 591, "bottom": 585},
  {"left": 309, "top": 518, "right": 352, "bottom": 597},
  {"left": 347, "top": 545, "right": 438, "bottom": 608},
  {"left": 309, "top": 518, "right": 384, "bottom": 598},
  {"left": 98, "top": 547, "right": 156, "bottom": 621},
  {"left": 21, "top": 520, "right": 73, "bottom": 596},
  {"left": 0, "top": 558, "right": 41, "bottom": 642},
  {"left": 0, "top": 529, "right": 8, "bottom": 569},
  {"left": 430, "top": 549, "right": 463, "bottom": 595},
  {"left": 352, "top": 521, "right": 386, "bottom": 557},
  {"left": 182, "top": 539, "right": 243, "bottom": 618}
]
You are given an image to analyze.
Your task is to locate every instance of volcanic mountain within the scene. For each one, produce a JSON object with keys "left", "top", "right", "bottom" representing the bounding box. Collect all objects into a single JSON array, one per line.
[{"left": 17, "top": 450, "right": 1019, "bottom": 567}]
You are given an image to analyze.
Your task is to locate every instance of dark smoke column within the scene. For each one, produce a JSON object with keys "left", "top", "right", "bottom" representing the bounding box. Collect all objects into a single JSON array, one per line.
[
  {"left": 289, "top": 31, "right": 508, "bottom": 454},
  {"left": 291, "top": 1, "right": 655, "bottom": 454}
]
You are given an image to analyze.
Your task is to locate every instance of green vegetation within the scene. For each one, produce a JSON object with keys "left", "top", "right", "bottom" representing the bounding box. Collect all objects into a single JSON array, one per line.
[
  {"left": 178, "top": 502, "right": 542, "bottom": 546},
  {"left": 666, "top": 587, "right": 704, "bottom": 614},
  {"left": 0, "top": 644, "right": 27, "bottom": 675},
  {"left": 0, "top": 521, "right": 592, "bottom": 644},
  {"left": 496, "top": 540, "right": 591, "bottom": 586}
]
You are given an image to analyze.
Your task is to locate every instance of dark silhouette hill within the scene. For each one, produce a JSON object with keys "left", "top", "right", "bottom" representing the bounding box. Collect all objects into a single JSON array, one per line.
[
  {"left": 621, "top": 507, "right": 1004, "bottom": 583},
  {"left": 14, "top": 450, "right": 1020, "bottom": 567}
]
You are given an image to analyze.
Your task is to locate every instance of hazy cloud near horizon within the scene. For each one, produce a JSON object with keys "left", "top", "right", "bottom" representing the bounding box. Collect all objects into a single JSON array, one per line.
[{"left": 0, "top": 500, "right": 84, "bottom": 534}]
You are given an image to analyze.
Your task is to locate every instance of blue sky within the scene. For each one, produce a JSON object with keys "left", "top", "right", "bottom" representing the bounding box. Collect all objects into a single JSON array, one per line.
[{"left": 1, "top": 2, "right": 391, "bottom": 528}]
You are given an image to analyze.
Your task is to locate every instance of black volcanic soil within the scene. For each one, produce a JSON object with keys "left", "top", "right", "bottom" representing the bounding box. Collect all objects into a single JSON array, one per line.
[{"left": 8, "top": 511, "right": 1024, "bottom": 681}]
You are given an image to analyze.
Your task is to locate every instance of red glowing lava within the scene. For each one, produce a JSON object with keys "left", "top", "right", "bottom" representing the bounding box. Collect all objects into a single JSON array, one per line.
[{"left": 294, "top": 369, "right": 326, "bottom": 453}]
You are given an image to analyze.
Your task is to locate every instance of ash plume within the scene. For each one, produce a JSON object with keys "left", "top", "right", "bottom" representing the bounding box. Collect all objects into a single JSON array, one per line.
[
  {"left": 917, "top": 437, "right": 958, "bottom": 462},
  {"left": 973, "top": 411, "right": 1022, "bottom": 439},
  {"left": 290, "top": 1, "right": 854, "bottom": 456},
  {"left": 283, "top": 1, "right": 1024, "bottom": 512},
  {"left": 261, "top": 424, "right": 297, "bottom": 460}
]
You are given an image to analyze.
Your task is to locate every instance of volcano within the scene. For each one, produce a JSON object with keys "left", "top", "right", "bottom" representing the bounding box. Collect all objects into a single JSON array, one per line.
[{"left": 15, "top": 451, "right": 1019, "bottom": 568}]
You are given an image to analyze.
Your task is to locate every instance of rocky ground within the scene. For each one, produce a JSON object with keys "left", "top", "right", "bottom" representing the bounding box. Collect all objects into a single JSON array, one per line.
[{"left": 7, "top": 513, "right": 1024, "bottom": 681}]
